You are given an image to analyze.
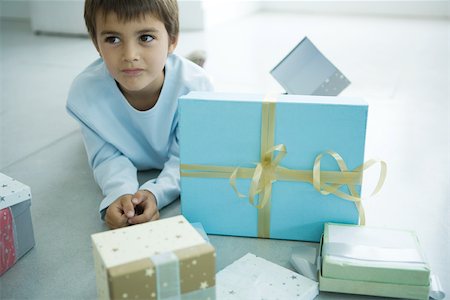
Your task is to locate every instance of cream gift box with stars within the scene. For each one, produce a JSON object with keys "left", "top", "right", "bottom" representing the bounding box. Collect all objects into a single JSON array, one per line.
[{"left": 91, "top": 215, "right": 216, "bottom": 300}]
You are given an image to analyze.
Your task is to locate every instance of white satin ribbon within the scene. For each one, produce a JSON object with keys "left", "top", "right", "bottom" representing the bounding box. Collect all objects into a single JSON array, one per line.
[
  {"left": 430, "top": 273, "right": 446, "bottom": 300},
  {"left": 323, "top": 242, "right": 425, "bottom": 263},
  {"left": 290, "top": 244, "right": 319, "bottom": 281},
  {"left": 152, "top": 252, "right": 181, "bottom": 300}
]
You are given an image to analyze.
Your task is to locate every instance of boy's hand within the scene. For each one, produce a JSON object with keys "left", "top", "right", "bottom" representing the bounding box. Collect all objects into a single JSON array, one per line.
[
  {"left": 105, "top": 190, "right": 159, "bottom": 229},
  {"left": 128, "top": 190, "right": 159, "bottom": 225},
  {"left": 105, "top": 194, "right": 135, "bottom": 229}
]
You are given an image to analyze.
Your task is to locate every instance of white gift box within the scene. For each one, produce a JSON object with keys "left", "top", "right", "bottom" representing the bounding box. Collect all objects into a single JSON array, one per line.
[{"left": 319, "top": 223, "right": 431, "bottom": 299}]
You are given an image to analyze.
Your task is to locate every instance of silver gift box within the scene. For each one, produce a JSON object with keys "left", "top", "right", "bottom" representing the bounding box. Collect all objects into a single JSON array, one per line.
[{"left": 271, "top": 36, "right": 350, "bottom": 96}]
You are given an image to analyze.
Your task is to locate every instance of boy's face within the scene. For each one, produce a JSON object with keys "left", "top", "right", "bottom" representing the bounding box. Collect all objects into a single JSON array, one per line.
[{"left": 94, "top": 11, "right": 177, "bottom": 97}]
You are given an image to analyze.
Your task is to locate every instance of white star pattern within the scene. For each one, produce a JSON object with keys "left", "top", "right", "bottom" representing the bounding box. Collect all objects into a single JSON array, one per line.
[
  {"left": 200, "top": 281, "right": 208, "bottom": 289},
  {"left": 192, "top": 259, "right": 197, "bottom": 265},
  {"left": 145, "top": 268, "right": 154, "bottom": 277}
]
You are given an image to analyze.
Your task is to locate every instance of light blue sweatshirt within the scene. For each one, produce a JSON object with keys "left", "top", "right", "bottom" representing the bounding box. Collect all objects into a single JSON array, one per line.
[{"left": 66, "top": 54, "right": 213, "bottom": 218}]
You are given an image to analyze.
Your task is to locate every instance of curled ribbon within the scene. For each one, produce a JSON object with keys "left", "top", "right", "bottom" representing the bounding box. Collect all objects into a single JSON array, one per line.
[
  {"left": 180, "top": 98, "right": 387, "bottom": 238},
  {"left": 230, "top": 144, "right": 286, "bottom": 209},
  {"left": 229, "top": 147, "right": 386, "bottom": 229}
]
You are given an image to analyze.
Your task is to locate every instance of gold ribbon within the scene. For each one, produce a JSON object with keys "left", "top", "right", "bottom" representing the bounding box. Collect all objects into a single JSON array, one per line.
[{"left": 181, "top": 97, "right": 387, "bottom": 238}]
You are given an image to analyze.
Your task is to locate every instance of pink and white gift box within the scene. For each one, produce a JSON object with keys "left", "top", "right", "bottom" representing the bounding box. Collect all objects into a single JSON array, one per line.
[{"left": 0, "top": 173, "right": 35, "bottom": 276}]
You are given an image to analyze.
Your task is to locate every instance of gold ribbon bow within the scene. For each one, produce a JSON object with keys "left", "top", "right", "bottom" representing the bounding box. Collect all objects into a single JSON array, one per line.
[{"left": 181, "top": 96, "right": 387, "bottom": 238}]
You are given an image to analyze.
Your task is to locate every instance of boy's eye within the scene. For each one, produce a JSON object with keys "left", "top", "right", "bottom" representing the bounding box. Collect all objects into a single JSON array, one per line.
[
  {"left": 105, "top": 36, "right": 120, "bottom": 44},
  {"left": 140, "top": 35, "right": 154, "bottom": 43}
]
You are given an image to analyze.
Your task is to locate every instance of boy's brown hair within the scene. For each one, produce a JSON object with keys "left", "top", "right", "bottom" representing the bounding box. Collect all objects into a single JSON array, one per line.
[{"left": 84, "top": 0, "right": 179, "bottom": 47}]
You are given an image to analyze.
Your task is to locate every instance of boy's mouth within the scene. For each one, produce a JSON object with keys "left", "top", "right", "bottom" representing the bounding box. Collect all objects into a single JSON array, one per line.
[{"left": 122, "top": 68, "right": 144, "bottom": 76}]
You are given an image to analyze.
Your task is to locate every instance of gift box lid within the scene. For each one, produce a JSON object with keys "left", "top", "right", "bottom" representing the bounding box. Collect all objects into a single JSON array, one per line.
[
  {"left": 0, "top": 173, "right": 31, "bottom": 211},
  {"left": 91, "top": 215, "right": 209, "bottom": 269},
  {"left": 179, "top": 91, "right": 366, "bottom": 106},
  {"left": 270, "top": 36, "right": 351, "bottom": 96},
  {"left": 322, "top": 223, "right": 430, "bottom": 286}
]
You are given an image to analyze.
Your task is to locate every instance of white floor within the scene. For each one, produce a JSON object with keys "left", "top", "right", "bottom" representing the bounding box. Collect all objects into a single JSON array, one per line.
[{"left": 1, "top": 9, "right": 449, "bottom": 299}]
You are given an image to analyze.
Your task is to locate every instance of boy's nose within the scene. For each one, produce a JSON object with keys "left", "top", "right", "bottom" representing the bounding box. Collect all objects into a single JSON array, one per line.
[{"left": 123, "top": 44, "right": 139, "bottom": 62}]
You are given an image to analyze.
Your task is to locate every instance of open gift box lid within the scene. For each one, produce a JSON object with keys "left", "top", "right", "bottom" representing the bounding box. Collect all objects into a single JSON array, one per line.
[
  {"left": 1, "top": 173, "right": 31, "bottom": 210},
  {"left": 271, "top": 36, "right": 350, "bottom": 96}
]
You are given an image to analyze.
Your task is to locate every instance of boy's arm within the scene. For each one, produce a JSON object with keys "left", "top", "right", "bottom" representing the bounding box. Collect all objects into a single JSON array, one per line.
[
  {"left": 137, "top": 63, "right": 215, "bottom": 208},
  {"left": 140, "top": 125, "right": 180, "bottom": 209},
  {"left": 79, "top": 124, "right": 139, "bottom": 218}
]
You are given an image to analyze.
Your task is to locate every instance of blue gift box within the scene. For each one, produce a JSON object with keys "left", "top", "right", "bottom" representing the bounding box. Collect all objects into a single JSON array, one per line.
[{"left": 179, "top": 92, "right": 381, "bottom": 242}]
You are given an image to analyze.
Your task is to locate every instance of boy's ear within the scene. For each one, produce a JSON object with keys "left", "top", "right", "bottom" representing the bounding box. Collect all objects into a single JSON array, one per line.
[{"left": 168, "top": 35, "right": 179, "bottom": 54}]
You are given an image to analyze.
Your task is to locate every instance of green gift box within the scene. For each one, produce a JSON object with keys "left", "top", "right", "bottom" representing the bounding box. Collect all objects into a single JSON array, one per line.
[
  {"left": 319, "top": 223, "right": 431, "bottom": 299},
  {"left": 91, "top": 216, "right": 216, "bottom": 299}
]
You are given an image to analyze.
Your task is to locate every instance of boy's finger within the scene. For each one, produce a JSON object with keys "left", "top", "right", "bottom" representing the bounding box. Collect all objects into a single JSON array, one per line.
[
  {"left": 128, "top": 210, "right": 152, "bottom": 224},
  {"left": 128, "top": 203, "right": 159, "bottom": 224},
  {"left": 106, "top": 206, "right": 128, "bottom": 229},
  {"left": 131, "top": 191, "right": 147, "bottom": 205},
  {"left": 106, "top": 215, "right": 127, "bottom": 229},
  {"left": 121, "top": 197, "right": 135, "bottom": 218},
  {"left": 150, "top": 210, "right": 160, "bottom": 221},
  {"left": 131, "top": 197, "right": 142, "bottom": 205}
]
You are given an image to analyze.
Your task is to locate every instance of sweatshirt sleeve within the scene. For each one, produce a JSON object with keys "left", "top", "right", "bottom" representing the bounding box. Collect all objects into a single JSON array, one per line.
[
  {"left": 138, "top": 62, "right": 214, "bottom": 209},
  {"left": 139, "top": 125, "right": 180, "bottom": 209},
  {"left": 69, "top": 109, "right": 139, "bottom": 217}
]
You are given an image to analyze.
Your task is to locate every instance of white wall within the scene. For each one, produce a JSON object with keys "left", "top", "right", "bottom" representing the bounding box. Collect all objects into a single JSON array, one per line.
[
  {"left": 0, "top": 0, "right": 207, "bottom": 35},
  {"left": 1, "top": 0, "right": 448, "bottom": 30},
  {"left": 259, "top": 1, "right": 450, "bottom": 19},
  {"left": 29, "top": 1, "right": 86, "bottom": 35},
  {"left": 0, "top": 0, "right": 30, "bottom": 19},
  {"left": 179, "top": 1, "right": 205, "bottom": 30},
  {"left": 202, "top": 1, "right": 260, "bottom": 28},
  {"left": 1, "top": 0, "right": 260, "bottom": 34}
]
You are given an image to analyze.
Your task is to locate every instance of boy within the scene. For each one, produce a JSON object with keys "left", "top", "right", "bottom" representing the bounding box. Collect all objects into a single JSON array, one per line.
[{"left": 66, "top": 0, "right": 213, "bottom": 229}]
